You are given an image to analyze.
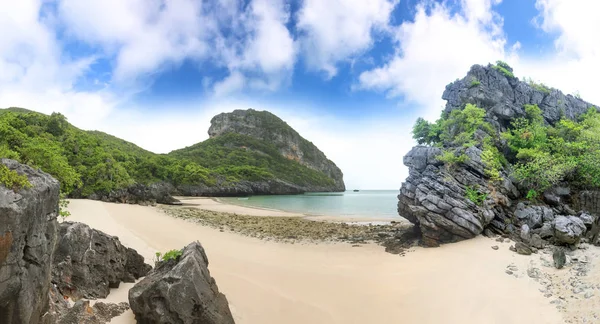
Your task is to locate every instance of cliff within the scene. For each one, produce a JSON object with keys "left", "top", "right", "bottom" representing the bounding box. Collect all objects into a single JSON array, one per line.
[
  {"left": 169, "top": 109, "right": 345, "bottom": 194},
  {"left": 207, "top": 109, "right": 345, "bottom": 190},
  {"left": 399, "top": 62, "right": 600, "bottom": 247},
  {"left": 0, "top": 159, "right": 60, "bottom": 323}
]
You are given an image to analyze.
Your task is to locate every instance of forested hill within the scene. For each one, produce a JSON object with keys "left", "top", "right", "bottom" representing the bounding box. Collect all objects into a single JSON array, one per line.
[{"left": 0, "top": 108, "right": 345, "bottom": 203}]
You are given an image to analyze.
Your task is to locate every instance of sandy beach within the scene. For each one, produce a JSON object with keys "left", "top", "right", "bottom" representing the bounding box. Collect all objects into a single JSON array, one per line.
[{"left": 66, "top": 198, "right": 597, "bottom": 324}]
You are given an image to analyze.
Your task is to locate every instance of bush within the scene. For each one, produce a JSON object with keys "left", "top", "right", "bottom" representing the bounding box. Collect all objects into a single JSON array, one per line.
[
  {"left": 437, "top": 150, "right": 469, "bottom": 168},
  {"left": 469, "top": 77, "right": 481, "bottom": 88},
  {"left": 0, "top": 164, "right": 31, "bottom": 191},
  {"left": 524, "top": 77, "right": 551, "bottom": 94},
  {"left": 465, "top": 185, "right": 487, "bottom": 206},
  {"left": 492, "top": 60, "right": 515, "bottom": 78}
]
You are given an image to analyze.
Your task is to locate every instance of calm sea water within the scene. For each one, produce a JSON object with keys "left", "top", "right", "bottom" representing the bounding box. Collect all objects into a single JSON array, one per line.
[{"left": 220, "top": 190, "right": 400, "bottom": 218}]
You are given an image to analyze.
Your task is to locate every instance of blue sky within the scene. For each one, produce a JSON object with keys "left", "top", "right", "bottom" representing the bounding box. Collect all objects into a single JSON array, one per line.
[{"left": 1, "top": 0, "right": 598, "bottom": 189}]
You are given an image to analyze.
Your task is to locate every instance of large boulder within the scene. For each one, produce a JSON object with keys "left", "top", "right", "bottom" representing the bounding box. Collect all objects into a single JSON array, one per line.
[
  {"left": 52, "top": 222, "right": 152, "bottom": 299},
  {"left": 553, "top": 215, "right": 586, "bottom": 245},
  {"left": 398, "top": 146, "right": 511, "bottom": 246},
  {"left": 129, "top": 241, "right": 234, "bottom": 324},
  {"left": 514, "top": 205, "right": 551, "bottom": 229},
  {"left": 398, "top": 63, "right": 599, "bottom": 246},
  {"left": 0, "top": 159, "right": 60, "bottom": 324}
]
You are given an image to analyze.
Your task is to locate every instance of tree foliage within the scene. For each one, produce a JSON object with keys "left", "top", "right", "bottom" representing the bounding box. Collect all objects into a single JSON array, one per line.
[{"left": 0, "top": 108, "right": 336, "bottom": 197}]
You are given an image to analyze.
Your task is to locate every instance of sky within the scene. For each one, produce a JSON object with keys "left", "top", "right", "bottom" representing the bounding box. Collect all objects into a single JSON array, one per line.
[{"left": 1, "top": 0, "right": 599, "bottom": 190}]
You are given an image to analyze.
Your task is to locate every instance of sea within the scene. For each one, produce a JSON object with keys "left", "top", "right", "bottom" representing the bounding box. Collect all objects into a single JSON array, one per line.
[{"left": 219, "top": 190, "right": 400, "bottom": 219}]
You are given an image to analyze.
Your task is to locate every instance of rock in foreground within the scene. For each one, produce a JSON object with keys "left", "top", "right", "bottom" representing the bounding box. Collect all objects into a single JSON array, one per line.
[
  {"left": 129, "top": 241, "right": 235, "bottom": 324},
  {"left": 52, "top": 222, "right": 152, "bottom": 299},
  {"left": 0, "top": 159, "right": 60, "bottom": 324}
]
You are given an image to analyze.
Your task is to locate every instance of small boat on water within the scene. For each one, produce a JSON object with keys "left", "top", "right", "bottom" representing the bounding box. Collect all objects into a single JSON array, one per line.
[{"left": 353, "top": 189, "right": 360, "bottom": 192}]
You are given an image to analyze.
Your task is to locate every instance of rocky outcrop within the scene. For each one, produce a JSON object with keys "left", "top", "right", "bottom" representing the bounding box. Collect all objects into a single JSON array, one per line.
[
  {"left": 208, "top": 109, "right": 345, "bottom": 191},
  {"left": 129, "top": 241, "right": 234, "bottom": 324},
  {"left": 0, "top": 159, "right": 60, "bottom": 324},
  {"left": 553, "top": 216, "right": 586, "bottom": 245},
  {"left": 55, "top": 300, "right": 129, "bottom": 324},
  {"left": 86, "top": 182, "right": 180, "bottom": 205},
  {"left": 398, "top": 63, "right": 600, "bottom": 247},
  {"left": 52, "top": 222, "right": 152, "bottom": 300},
  {"left": 442, "top": 64, "right": 594, "bottom": 129},
  {"left": 398, "top": 145, "right": 512, "bottom": 246}
]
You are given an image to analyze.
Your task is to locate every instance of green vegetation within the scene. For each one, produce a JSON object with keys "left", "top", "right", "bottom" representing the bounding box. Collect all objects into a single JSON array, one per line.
[
  {"left": 465, "top": 185, "right": 487, "bottom": 206},
  {"left": 524, "top": 77, "right": 551, "bottom": 94},
  {"left": 161, "top": 249, "right": 183, "bottom": 261},
  {"left": 503, "top": 104, "right": 600, "bottom": 192},
  {"left": 436, "top": 150, "right": 469, "bottom": 168},
  {"left": 153, "top": 249, "right": 183, "bottom": 266},
  {"left": 413, "top": 104, "right": 501, "bottom": 174},
  {"left": 413, "top": 98, "right": 600, "bottom": 197},
  {"left": 169, "top": 132, "right": 335, "bottom": 187},
  {"left": 0, "top": 164, "right": 31, "bottom": 191},
  {"left": 469, "top": 77, "right": 481, "bottom": 88},
  {"left": 492, "top": 60, "right": 515, "bottom": 78},
  {"left": 0, "top": 108, "right": 336, "bottom": 197},
  {"left": 59, "top": 193, "right": 71, "bottom": 219}
]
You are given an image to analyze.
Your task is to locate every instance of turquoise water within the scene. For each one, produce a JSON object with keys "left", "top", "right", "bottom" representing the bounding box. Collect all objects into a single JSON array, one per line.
[{"left": 219, "top": 190, "right": 400, "bottom": 218}]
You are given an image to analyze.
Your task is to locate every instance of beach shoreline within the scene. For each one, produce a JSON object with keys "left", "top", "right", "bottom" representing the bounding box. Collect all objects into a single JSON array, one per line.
[
  {"left": 174, "top": 196, "right": 405, "bottom": 224},
  {"left": 61, "top": 199, "right": 600, "bottom": 324}
]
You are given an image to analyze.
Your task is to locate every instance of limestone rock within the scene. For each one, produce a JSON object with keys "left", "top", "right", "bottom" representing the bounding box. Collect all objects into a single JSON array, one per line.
[
  {"left": 52, "top": 222, "right": 152, "bottom": 299},
  {"left": 554, "top": 216, "right": 586, "bottom": 245},
  {"left": 538, "top": 222, "right": 555, "bottom": 239},
  {"left": 553, "top": 248, "right": 566, "bottom": 269},
  {"left": 56, "top": 300, "right": 129, "bottom": 324},
  {"left": 579, "top": 212, "right": 596, "bottom": 228},
  {"left": 398, "top": 63, "right": 599, "bottom": 246},
  {"left": 129, "top": 241, "right": 234, "bottom": 324},
  {"left": 530, "top": 234, "right": 545, "bottom": 249},
  {"left": 520, "top": 224, "right": 531, "bottom": 242},
  {"left": 0, "top": 159, "right": 60, "bottom": 324},
  {"left": 515, "top": 242, "right": 532, "bottom": 255},
  {"left": 208, "top": 109, "right": 345, "bottom": 192},
  {"left": 514, "top": 205, "right": 549, "bottom": 229}
]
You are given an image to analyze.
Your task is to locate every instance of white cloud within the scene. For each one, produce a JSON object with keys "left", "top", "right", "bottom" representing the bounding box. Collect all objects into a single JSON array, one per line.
[
  {"left": 0, "top": 0, "right": 114, "bottom": 125},
  {"left": 297, "top": 0, "right": 398, "bottom": 78},
  {"left": 58, "top": 0, "right": 210, "bottom": 84},
  {"left": 510, "top": 0, "right": 600, "bottom": 104},
  {"left": 215, "top": 0, "right": 296, "bottom": 95},
  {"left": 357, "top": 1, "right": 510, "bottom": 121},
  {"left": 213, "top": 71, "right": 246, "bottom": 97}
]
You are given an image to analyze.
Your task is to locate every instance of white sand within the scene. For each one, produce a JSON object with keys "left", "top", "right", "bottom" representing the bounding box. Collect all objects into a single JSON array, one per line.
[{"left": 67, "top": 199, "right": 563, "bottom": 324}]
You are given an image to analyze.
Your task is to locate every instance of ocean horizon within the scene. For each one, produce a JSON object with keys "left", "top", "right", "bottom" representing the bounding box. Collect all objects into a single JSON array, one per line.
[{"left": 219, "top": 190, "right": 400, "bottom": 219}]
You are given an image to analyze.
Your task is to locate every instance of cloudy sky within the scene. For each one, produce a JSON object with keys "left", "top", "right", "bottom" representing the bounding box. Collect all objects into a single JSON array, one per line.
[{"left": 1, "top": 0, "right": 598, "bottom": 189}]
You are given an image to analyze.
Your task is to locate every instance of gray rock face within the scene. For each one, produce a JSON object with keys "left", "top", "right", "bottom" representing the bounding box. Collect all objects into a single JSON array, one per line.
[
  {"left": 56, "top": 300, "right": 129, "bottom": 324},
  {"left": 129, "top": 241, "right": 234, "bottom": 324},
  {"left": 208, "top": 109, "right": 345, "bottom": 192},
  {"left": 442, "top": 64, "right": 595, "bottom": 128},
  {"left": 515, "top": 205, "right": 550, "bottom": 229},
  {"left": 580, "top": 191, "right": 600, "bottom": 216},
  {"left": 398, "top": 63, "right": 600, "bottom": 246},
  {"left": 52, "top": 222, "right": 152, "bottom": 300},
  {"left": 398, "top": 145, "right": 513, "bottom": 246},
  {"left": 0, "top": 159, "right": 60, "bottom": 324},
  {"left": 554, "top": 216, "right": 586, "bottom": 245}
]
